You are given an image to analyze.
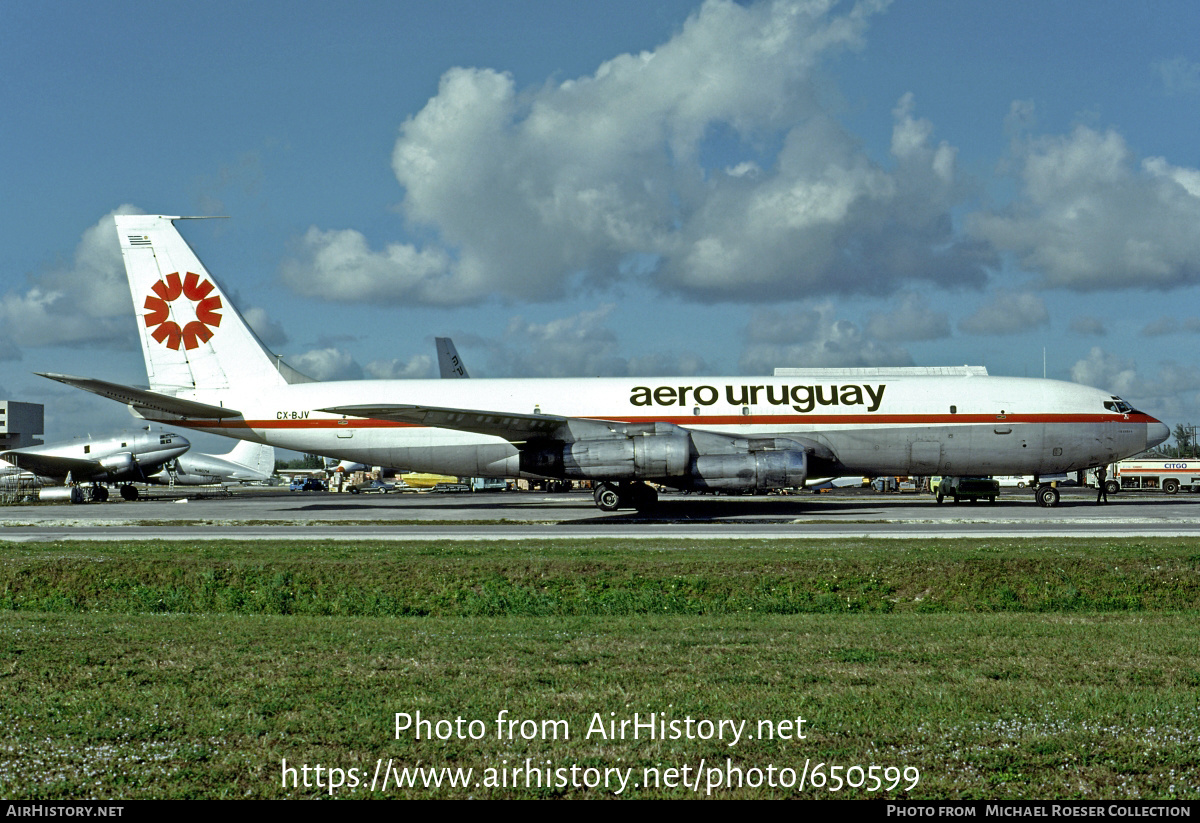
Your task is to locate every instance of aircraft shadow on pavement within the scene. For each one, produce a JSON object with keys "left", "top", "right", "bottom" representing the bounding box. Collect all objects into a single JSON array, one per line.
[{"left": 283, "top": 490, "right": 1139, "bottom": 523}]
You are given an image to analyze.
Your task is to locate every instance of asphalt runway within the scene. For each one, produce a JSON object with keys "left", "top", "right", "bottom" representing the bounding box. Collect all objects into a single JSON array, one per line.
[{"left": 2, "top": 485, "right": 1198, "bottom": 540}]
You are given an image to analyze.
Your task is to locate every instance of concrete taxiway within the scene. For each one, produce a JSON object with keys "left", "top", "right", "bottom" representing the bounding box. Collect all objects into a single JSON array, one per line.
[{"left": 1, "top": 486, "right": 1198, "bottom": 540}]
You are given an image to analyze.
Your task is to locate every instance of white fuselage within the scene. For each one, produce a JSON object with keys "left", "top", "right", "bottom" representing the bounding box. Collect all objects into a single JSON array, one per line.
[{"left": 144, "top": 374, "right": 1162, "bottom": 482}]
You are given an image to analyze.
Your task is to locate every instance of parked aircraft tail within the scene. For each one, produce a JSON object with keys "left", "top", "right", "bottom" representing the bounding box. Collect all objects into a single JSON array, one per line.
[
  {"left": 435, "top": 337, "right": 469, "bottom": 378},
  {"left": 113, "top": 214, "right": 313, "bottom": 394},
  {"left": 224, "top": 439, "right": 276, "bottom": 478}
]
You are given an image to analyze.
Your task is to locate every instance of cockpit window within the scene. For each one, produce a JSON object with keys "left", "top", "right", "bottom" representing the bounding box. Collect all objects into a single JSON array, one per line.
[{"left": 1104, "top": 397, "right": 1138, "bottom": 414}]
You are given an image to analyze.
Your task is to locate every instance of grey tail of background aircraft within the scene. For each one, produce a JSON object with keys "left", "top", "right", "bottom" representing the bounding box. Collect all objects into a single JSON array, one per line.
[{"left": 435, "top": 337, "right": 469, "bottom": 379}]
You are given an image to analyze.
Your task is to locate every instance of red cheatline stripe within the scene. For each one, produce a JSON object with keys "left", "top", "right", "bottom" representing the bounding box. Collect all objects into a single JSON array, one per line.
[{"left": 147, "top": 413, "right": 1158, "bottom": 430}]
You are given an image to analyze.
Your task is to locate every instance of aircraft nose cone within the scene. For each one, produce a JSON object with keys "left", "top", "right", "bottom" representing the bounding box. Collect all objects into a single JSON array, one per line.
[{"left": 1147, "top": 421, "right": 1170, "bottom": 449}]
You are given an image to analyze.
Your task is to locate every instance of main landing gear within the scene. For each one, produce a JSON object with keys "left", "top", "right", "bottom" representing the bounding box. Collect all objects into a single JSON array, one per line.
[
  {"left": 593, "top": 480, "right": 658, "bottom": 512},
  {"left": 1035, "top": 484, "right": 1060, "bottom": 508},
  {"left": 87, "top": 484, "right": 139, "bottom": 502},
  {"left": 1028, "top": 474, "right": 1060, "bottom": 508}
]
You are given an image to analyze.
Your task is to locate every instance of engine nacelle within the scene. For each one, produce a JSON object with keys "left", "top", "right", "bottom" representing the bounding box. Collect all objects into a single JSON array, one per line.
[
  {"left": 521, "top": 434, "right": 691, "bottom": 480},
  {"left": 689, "top": 449, "right": 808, "bottom": 492},
  {"left": 98, "top": 452, "right": 135, "bottom": 478}
]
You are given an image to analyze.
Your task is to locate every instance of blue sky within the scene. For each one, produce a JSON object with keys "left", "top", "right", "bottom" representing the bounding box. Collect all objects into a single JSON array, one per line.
[{"left": 3, "top": 0, "right": 1199, "bottom": 452}]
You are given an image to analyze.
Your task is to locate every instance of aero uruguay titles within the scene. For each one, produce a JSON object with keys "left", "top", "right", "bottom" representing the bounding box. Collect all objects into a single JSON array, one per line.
[{"left": 41, "top": 215, "right": 1169, "bottom": 511}]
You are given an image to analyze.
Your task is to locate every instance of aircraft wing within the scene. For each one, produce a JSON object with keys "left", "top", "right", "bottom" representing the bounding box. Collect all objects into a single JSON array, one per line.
[
  {"left": 37, "top": 373, "right": 242, "bottom": 419},
  {"left": 320, "top": 404, "right": 666, "bottom": 443},
  {"left": 320, "top": 403, "right": 838, "bottom": 465},
  {"left": 0, "top": 450, "right": 100, "bottom": 479}
]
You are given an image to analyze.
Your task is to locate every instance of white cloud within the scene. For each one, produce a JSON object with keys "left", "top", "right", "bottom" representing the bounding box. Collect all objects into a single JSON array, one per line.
[
  {"left": 744, "top": 306, "right": 826, "bottom": 344},
  {"left": 968, "top": 123, "right": 1200, "bottom": 291},
  {"left": 1155, "top": 56, "right": 1200, "bottom": 96},
  {"left": 460, "top": 305, "right": 713, "bottom": 378},
  {"left": 364, "top": 355, "right": 434, "bottom": 380},
  {"left": 284, "top": 0, "right": 993, "bottom": 306},
  {"left": 280, "top": 227, "right": 455, "bottom": 305},
  {"left": 485, "top": 306, "right": 628, "bottom": 377},
  {"left": 958, "top": 291, "right": 1048, "bottom": 335},
  {"left": 1070, "top": 346, "right": 1200, "bottom": 421},
  {"left": 0, "top": 206, "right": 141, "bottom": 349},
  {"left": 739, "top": 302, "right": 912, "bottom": 373},
  {"left": 1070, "top": 347, "right": 1140, "bottom": 397},
  {"left": 864, "top": 291, "right": 950, "bottom": 341},
  {"left": 288, "top": 347, "right": 363, "bottom": 381},
  {"left": 242, "top": 307, "right": 289, "bottom": 348}
]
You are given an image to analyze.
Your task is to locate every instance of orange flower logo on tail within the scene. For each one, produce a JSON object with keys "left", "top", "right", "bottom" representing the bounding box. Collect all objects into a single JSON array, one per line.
[{"left": 143, "top": 272, "right": 223, "bottom": 350}]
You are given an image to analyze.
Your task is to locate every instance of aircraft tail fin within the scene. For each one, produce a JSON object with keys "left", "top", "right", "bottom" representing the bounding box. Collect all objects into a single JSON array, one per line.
[
  {"left": 114, "top": 215, "right": 314, "bottom": 394},
  {"left": 435, "top": 337, "right": 470, "bottom": 378},
  {"left": 224, "top": 439, "right": 276, "bottom": 478}
]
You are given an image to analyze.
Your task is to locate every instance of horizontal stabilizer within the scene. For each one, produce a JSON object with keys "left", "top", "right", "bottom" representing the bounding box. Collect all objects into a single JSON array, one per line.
[{"left": 37, "top": 373, "right": 242, "bottom": 419}]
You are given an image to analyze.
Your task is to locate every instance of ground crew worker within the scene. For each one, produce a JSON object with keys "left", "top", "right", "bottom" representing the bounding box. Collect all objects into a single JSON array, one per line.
[{"left": 1096, "top": 465, "right": 1109, "bottom": 505}]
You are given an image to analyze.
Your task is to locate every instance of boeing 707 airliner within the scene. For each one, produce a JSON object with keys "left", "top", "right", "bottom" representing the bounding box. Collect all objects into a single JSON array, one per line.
[{"left": 40, "top": 215, "right": 1169, "bottom": 511}]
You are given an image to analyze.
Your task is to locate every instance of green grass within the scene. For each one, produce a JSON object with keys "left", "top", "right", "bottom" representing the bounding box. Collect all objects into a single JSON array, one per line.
[
  {"left": 2, "top": 538, "right": 1199, "bottom": 616},
  {"left": 1, "top": 538, "right": 1198, "bottom": 799}
]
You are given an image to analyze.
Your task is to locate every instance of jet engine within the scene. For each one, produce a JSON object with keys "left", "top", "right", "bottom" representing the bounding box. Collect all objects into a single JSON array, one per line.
[
  {"left": 688, "top": 449, "right": 808, "bottom": 492},
  {"left": 521, "top": 433, "right": 690, "bottom": 480}
]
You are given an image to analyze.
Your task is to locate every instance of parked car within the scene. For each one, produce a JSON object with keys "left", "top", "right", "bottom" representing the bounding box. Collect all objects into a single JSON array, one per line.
[
  {"left": 936, "top": 475, "right": 998, "bottom": 504},
  {"left": 348, "top": 479, "right": 396, "bottom": 494},
  {"left": 289, "top": 476, "right": 327, "bottom": 492}
]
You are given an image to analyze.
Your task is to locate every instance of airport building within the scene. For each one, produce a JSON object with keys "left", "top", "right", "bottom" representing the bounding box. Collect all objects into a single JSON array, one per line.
[{"left": 0, "top": 401, "right": 44, "bottom": 450}]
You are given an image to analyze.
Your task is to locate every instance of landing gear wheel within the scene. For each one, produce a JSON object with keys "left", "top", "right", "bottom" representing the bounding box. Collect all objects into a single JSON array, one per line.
[
  {"left": 92, "top": 486, "right": 109, "bottom": 503},
  {"left": 936, "top": 491, "right": 944, "bottom": 504},
  {"left": 594, "top": 482, "right": 622, "bottom": 512},
  {"left": 119, "top": 485, "right": 139, "bottom": 501},
  {"left": 1036, "top": 485, "right": 1060, "bottom": 508}
]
